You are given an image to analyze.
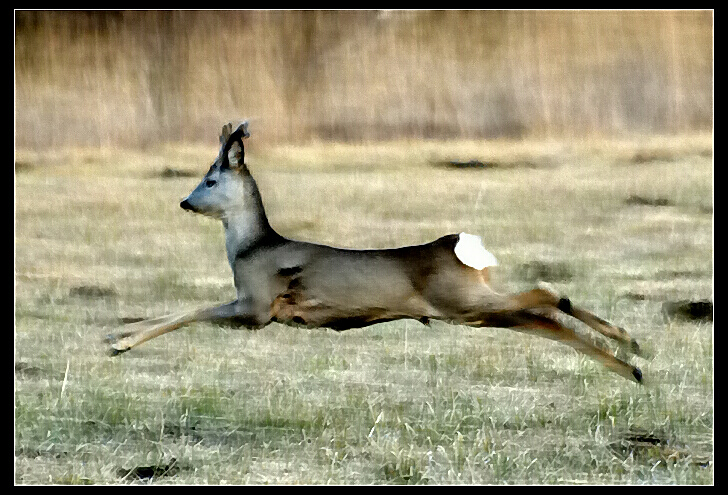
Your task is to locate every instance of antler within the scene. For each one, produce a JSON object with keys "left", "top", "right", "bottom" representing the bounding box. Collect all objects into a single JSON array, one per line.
[
  {"left": 219, "top": 123, "right": 233, "bottom": 146},
  {"left": 219, "top": 121, "right": 249, "bottom": 145}
]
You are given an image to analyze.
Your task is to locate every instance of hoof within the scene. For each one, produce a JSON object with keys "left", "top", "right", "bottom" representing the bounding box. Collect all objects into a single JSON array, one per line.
[
  {"left": 107, "top": 346, "right": 129, "bottom": 357},
  {"left": 557, "top": 297, "right": 573, "bottom": 314},
  {"left": 630, "top": 339, "right": 642, "bottom": 356},
  {"left": 621, "top": 331, "right": 652, "bottom": 359},
  {"left": 632, "top": 366, "right": 643, "bottom": 383}
]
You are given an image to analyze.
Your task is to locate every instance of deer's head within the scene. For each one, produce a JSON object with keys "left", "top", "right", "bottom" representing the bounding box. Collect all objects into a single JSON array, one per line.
[{"left": 180, "top": 121, "right": 259, "bottom": 220}]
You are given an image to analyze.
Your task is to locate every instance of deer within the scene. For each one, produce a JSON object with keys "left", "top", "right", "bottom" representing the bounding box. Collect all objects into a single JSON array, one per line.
[{"left": 105, "top": 121, "right": 644, "bottom": 383}]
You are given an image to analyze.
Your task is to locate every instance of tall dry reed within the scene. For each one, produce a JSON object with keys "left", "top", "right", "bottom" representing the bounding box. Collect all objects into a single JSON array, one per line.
[{"left": 15, "top": 10, "right": 713, "bottom": 149}]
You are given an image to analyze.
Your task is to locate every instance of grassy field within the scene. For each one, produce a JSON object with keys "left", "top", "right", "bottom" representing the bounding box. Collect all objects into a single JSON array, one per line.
[{"left": 14, "top": 134, "right": 713, "bottom": 484}]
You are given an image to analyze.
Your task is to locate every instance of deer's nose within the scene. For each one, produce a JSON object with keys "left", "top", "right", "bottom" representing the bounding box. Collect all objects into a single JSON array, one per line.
[{"left": 180, "top": 199, "right": 194, "bottom": 211}]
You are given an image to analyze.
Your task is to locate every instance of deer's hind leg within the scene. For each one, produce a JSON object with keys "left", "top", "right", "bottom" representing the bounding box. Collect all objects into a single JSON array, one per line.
[
  {"left": 501, "top": 285, "right": 643, "bottom": 357},
  {"left": 474, "top": 310, "right": 642, "bottom": 383}
]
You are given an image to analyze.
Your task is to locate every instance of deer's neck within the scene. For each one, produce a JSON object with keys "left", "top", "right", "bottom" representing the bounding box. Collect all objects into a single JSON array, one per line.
[{"left": 222, "top": 187, "right": 281, "bottom": 268}]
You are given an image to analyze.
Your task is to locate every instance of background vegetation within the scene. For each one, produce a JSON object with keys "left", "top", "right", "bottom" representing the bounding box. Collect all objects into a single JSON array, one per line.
[
  {"left": 15, "top": 10, "right": 712, "bottom": 485},
  {"left": 15, "top": 10, "right": 712, "bottom": 147}
]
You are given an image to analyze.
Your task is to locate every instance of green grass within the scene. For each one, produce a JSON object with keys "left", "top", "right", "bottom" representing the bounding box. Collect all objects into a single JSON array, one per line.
[{"left": 15, "top": 135, "right": 712, "bottom": 484}]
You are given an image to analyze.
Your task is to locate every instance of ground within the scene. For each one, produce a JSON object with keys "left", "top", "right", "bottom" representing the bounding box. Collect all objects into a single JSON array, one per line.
[{"left": 14, "top": 135, "right": 713, "bottom": 484}]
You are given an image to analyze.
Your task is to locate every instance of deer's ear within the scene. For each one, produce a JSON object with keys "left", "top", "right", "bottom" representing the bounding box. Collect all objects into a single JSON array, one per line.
[
  {"left": 220, "top": 121, "right": 251, "bottom": 172},
  {"left": 227, "top": 139, "right": 246, "bottom": 172}
]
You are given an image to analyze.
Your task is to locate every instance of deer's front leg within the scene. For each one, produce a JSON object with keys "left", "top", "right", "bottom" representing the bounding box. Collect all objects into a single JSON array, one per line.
[{"left": 106, "top": 299, "right": 267, "bottom": 355}]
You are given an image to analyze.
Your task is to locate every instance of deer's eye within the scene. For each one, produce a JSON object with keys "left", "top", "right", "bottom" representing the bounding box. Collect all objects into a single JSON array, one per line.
[{"left": 205, "top": 179, "right": 217, "bottom": 188}]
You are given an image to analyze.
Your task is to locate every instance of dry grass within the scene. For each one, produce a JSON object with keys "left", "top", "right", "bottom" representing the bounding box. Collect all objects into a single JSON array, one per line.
[
  {"left": 14, "top": 133, "right": 712, "bottom": 484},
  {"left": 15, "top": 11, "right": 713, "bottom": 148}
]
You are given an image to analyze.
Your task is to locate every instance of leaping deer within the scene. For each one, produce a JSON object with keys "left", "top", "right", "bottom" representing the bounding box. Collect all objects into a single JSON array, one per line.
[{"left": 106, "top": 121, "right": 644, "bottom": 383}]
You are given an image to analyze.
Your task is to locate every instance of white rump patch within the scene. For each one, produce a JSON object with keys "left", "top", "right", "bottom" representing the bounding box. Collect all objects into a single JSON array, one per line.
[{"left": 454, "top": 232, "right": 498, "bottom": 270}]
